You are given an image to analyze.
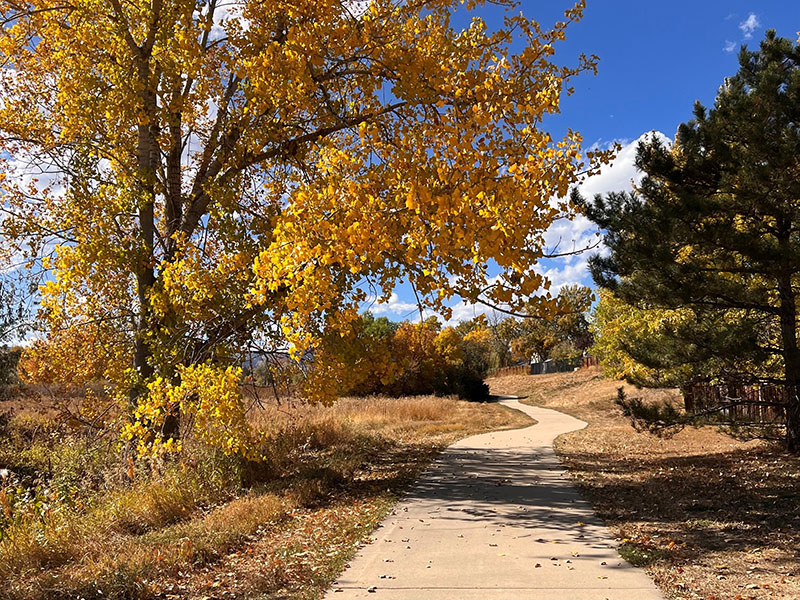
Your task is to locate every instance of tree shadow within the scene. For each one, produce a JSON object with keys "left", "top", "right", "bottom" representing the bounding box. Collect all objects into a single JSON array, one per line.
[{"left": 562, "top": 445, "right": 800, "bottom": 566}]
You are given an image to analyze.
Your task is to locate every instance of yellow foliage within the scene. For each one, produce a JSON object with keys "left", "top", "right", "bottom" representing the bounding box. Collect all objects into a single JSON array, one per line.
[
  {"left": 0, "top": 0, "right": 608, "bottom": 455},
  {"left": 434, "top": 327, "right": 464, "bottom": 364},
  {"left": 591, "top": 289, "right": 694, "bottom": 384},
  {"left": 122, "top": 364, "right": 260, "bottom": 459},
  {"left": 463, "top": 326, "right": 492, "bottom": 346},
  {"left": 20, "top": 322, "right": 128, "bottom": 387}
]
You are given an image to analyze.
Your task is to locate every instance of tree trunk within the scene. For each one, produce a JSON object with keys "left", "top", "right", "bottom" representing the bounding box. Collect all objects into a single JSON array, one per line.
[
  {"left": 777, "top": 270, "right": 800, "bottom": 452},
  {"left": 130, "top": 81, "right": 158, "bottom": 414}
]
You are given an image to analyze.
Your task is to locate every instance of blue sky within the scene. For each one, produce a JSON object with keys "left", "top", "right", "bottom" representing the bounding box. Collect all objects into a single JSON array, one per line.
[
  {"left": 372, "top": 1, "right": 800, "bottom": 324},
  {"left": 536, "top": 1, "right": 800, "bottom": 145}
]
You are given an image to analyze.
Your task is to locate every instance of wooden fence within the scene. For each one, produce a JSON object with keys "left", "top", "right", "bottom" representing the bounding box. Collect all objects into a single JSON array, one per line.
[
  {"left": 488, "top": 365, "right": 529, "bottom": 378},
  {"left": 683, "top": 382, "right": 787, "bottom": 423}
]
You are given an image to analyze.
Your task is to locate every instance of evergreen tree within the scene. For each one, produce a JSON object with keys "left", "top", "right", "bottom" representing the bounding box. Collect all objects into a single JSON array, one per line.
[{"left": 584, "top": 31, "right": 800, "bottom": 451}]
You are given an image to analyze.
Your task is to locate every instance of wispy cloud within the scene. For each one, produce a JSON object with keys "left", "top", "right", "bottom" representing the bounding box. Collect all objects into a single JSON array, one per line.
[
  {"left": 724, "top": 40, "right": 737, "bottom": 53},
  {"left": 739, "top": 13, "right": 760, "bottom": 40}
]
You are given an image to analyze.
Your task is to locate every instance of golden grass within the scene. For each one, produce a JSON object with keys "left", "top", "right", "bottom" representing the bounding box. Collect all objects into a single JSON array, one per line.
[
  {"left": 491, "top": 368, "right": 800, "bottom": 600},
  {"left": 249, "top": 394, "right": 523, "bottom": 436},
  {"left": 0, "top": 393, "right": 531, "bottom": 600}
]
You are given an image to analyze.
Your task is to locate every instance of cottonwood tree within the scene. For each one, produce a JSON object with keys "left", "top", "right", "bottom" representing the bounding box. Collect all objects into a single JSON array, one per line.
[
  {"left": 0, "top": 0, "right": 607, "bottom": 455},
  {"left": 585, "top": 31, "right": 800, "bottom": 451},
  {"left": 512, "top": 284, "right": 593, "bottom": 361}
]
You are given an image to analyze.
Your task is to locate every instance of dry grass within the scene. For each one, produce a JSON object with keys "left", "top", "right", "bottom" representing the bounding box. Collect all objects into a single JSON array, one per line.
[
  {"left": 491, "top": 368, "right": 800, "bottom": 600},
  {"left": 0, "top": 393, "right": 530, "bottom": 600}
]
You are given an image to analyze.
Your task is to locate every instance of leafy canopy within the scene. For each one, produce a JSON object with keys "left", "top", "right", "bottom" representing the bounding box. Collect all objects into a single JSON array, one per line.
[
  {"left": 0, "top": 0, "right": 606, "bottom": 455},
  {"left": 511, "top": 284, "right": 593, "bottom": 361}
]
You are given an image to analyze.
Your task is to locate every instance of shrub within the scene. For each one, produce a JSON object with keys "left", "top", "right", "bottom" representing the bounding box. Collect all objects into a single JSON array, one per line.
[
  {"left": 326, "top": 316, "right": 492, "bottom": 401},
  {"left": 0, "top": 347, "right": 20, "bottom": 398}
]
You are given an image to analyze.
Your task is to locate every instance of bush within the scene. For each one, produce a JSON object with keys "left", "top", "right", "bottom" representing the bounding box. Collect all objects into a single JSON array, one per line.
[
  {"left": 0, "top": 347, "right": 20, "bottom": 397},
  {"left": 328, "top": 316, "right": 492, "bottom": 401},
  {"left": 436, "top": 364, "right": 489, "bottom": 402}
]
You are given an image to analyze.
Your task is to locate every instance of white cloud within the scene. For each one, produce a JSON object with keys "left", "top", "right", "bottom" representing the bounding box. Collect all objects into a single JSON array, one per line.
[
  {"left": 3, "top": 146, "right": 66, "bottom": 202},
  {"left": 724, "top": 40, "right": 737, "bottom": 53},
  {"left": 580, "top": 130, "right": 668, "bottom": 198},
  {"left": 739, "top": 13, "right": 760, "bottom": 40},
  {"left": 541, "top": 130, "right": 668, "bottom": 260},
  {"left": 446, "top": 300, "right": 497, "bottom": 324},
  {"left": 540, "top": 258, "right": 592, "bottom": 293},
  {"left": 534, "top": 131, "right": 671, "bottom": 296},
  {"left": 370, "top": 292, "right": 420, "bottom": 318}
]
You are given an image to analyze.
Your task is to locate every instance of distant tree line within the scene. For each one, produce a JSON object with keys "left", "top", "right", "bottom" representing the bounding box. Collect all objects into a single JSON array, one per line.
[{"left": 290, "top": 285, "right": 594, "bottom": 402}]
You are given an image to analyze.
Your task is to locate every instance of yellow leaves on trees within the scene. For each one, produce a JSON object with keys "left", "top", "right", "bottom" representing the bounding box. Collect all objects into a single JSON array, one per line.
[
  {"left": 123, "top": 364, "right": 259, "bottom": 459},
  {"left": 19, "top": 322, "right": 126, "bottom": 388},
  {"left": 590, "top": 290, "right": 694, "bottom": 384},
  {"left": 0, "top": 0, "right": 605, "bottom": 457}
]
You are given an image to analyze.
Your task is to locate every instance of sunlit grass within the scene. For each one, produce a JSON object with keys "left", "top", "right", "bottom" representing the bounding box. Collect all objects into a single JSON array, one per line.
[{"left": 0, "top": 393, "right": 530, "bottom": 599}]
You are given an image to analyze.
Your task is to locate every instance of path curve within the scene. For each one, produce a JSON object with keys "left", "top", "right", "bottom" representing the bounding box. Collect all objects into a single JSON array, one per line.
[{"left": 324, "top": 399, "right": 664, "bottom": 600}]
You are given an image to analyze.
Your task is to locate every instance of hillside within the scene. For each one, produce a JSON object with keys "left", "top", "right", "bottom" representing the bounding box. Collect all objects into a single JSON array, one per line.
[{"left": 491, "top": 368, "right": 800, "bottom": 600}]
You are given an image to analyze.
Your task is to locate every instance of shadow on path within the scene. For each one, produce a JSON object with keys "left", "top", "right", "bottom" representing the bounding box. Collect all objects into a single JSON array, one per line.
[{"left": 324, "top": 400, "right": 665, "bottom": 600}]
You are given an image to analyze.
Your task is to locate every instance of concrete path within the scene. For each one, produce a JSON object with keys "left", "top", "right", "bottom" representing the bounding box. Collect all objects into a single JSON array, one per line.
[{"left": 325, "top": 399, "right": 664, "bottom": 600}]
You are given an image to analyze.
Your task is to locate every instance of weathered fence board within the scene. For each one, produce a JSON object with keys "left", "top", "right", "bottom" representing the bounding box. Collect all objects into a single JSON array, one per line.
[
  {"left": 581, "top": 356, "right": 600, "bottom": 369},
  {"left": 683, "top": 382, "right": 787, "bottom": 423},
  {"left": 490, "top": 357, "right": 599, "bottom": 378},
  {"left": 489, "top": 365, "right": 529, "bottom": 378}
]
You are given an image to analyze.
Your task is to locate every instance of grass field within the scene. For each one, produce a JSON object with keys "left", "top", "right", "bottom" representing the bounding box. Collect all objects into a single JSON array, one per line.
[
  {"left": 0, "top": 392, "right": 531, "bottom": 600},
  {"left": 490, "top": 367, "right": 800, "bottom": 600}
]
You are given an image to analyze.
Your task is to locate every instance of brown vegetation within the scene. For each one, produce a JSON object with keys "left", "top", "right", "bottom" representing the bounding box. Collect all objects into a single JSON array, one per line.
[
  {"left": 0, "top": 393, "right": 530, "bottom": 600},
  {"left": 491, "top": 367, "right": 800, "bottom": 600}
]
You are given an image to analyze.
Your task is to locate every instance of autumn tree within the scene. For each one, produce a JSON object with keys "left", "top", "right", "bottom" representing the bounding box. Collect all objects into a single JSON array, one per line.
[
  {"left": 455, "top": 315, "right": 517, "bottom": 370},
  {"left": 0, "top": 0, "right": 607, "bottom": 455},
  {"left": 590, "top": 290, "right": 774, "bottom": 389},
  {"left": 584, "top": 31, "right": 800, "bottom": 451},
  {"left": 512, "top": 284, "right": 593, "bottom": 361}
]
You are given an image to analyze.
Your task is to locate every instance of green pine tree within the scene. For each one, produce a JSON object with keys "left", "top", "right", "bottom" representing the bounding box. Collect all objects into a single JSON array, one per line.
[{"left": 584, "top": 31, "right": 800, "bottom": 451}]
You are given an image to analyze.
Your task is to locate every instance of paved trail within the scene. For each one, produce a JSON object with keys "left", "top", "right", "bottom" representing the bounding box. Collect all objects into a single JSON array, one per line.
[{"left": 325, "top": 399, "right": 664, "bottom": 600}]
